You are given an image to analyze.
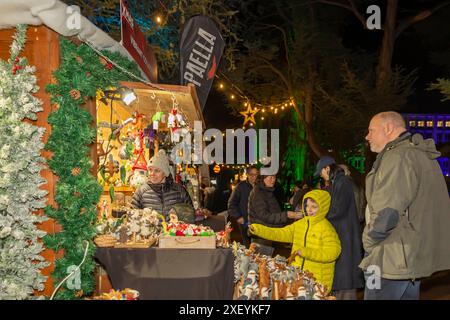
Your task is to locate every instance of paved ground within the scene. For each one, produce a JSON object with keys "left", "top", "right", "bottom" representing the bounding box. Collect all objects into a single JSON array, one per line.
[{"left": 420, "top": 270, "right": 450, "bottom": 300}]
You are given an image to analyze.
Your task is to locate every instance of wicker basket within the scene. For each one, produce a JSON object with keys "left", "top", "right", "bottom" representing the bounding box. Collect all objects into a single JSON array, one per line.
[{"left": 94, "top": 234, "right": 117, "bottom": 247}]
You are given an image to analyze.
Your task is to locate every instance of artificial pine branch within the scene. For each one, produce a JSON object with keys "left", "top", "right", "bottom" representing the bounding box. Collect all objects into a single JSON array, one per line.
[
  {"left": 43, "top": 37, "right": 139, "bottom": 299},
  {"left": 0, "top": 24, "right": 49, "bottom": 300}
]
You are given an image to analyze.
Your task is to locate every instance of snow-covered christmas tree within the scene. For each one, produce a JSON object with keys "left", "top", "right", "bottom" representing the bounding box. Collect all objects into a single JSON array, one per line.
[{"left": 0, "top": 24, "right": 49, "bottom": 299}]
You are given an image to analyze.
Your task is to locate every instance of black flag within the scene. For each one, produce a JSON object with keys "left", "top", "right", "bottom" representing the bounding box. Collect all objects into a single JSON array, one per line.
[{"left": 180, "top": 15, "right": 225, "bottom": 111}]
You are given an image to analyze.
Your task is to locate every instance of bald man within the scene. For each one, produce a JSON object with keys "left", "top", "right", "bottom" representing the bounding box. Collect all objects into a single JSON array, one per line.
[{"left": 360, "top": 111, "right": 450, "bottom": 300}]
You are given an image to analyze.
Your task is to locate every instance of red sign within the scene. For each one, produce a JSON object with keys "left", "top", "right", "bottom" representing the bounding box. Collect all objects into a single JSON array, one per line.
[{"left": 120, "top": 0, "right": 158, "bottom": 82}]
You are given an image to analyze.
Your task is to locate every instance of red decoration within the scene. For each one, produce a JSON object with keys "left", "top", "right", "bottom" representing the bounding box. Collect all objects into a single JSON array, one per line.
[
  {"left": 106, "top": 62, "right": 113, "bottom": 70},
  {"left": 132, "top": 130, "right": 147, "bottom": 171}
]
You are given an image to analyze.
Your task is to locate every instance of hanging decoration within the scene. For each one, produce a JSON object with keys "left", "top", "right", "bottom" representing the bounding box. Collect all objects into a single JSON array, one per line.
[
  {"left": 239, "top": 103, "right": 260, "bottom": 127},
  {"left": 0, "top": 24, "right": 49, "bottom": 300},
  {"left": 43, "top": 37, "right": 139, "bottom": 300}
]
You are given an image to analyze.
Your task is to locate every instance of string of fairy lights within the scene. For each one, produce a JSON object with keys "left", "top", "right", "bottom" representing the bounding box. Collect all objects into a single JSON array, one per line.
[{"left": 215, "top": 72, "right": 295, "bottom": 129}]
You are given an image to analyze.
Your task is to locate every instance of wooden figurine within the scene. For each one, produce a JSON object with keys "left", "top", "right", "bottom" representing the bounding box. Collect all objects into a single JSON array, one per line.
[{"left": 258, "top": 259, "right": 270, "bottom": 300}]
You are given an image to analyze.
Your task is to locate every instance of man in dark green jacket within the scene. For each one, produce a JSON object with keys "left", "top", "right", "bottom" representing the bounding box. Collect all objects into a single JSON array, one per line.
[{"left": 361, "top": 111, "right": 450, "bottom": 300}]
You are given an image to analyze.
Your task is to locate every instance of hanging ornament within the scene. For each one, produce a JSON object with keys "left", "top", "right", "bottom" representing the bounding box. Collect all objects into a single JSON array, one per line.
[
  {"left": 11, "top": 57, "right": 23, "bottom": 75},
  {"left": 105, "top": 62, "right": 113, "bottom": 70},
  {"left": 75, "top": 56, "right": 83, "bottom": 64},
  {"left": 240, "top": 103, "right": 260, "bottom": 127},
  {"left": 106, "top": 154, "right": 120, "bottom": 176},
  {"left": 167, "top": 108, "right": 178, "bottom": 132},
  {"left": 132, "top": 130, "right": 147, "bottom": 171},
  {"left": 152, "top": 111, "right": 164, "bottom": 130},
  {"left": 143, "top": 125, "right": 156, "bottom": 150},
  {"left": 70, "top": 89, "right": 81, "bottom": 100}
]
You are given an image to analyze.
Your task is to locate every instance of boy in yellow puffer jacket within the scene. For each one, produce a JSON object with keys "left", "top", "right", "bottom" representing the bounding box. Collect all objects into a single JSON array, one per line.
[{"left": 249, "top": 189, "right": 341, "bottom": 293}]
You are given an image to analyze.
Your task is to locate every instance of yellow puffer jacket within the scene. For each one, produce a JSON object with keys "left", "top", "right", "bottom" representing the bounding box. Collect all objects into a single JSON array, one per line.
[{"left": 250, "top": 190, "right": 341, "bottom": 293}]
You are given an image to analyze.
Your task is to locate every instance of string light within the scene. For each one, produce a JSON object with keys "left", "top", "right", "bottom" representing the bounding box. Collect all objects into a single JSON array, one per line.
[
  {"left": 155, "top": 15, "right": 163, "bottom": 24},
  {"left": 214, "top": 73, "right": 295, "bottom": 119},
  {"left": 261, "top": 117, "right": 264, "bottom": 120}
]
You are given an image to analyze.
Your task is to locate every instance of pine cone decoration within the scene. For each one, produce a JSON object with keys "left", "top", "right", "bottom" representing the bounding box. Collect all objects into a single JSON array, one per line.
[
  {"left": 75, "top": 290, "right": 84, "bottom": 298},
  {"left": 70, "top": 89, "right": 81, "bottom": 100},
  {"left": 71, "top": 167, "right": 81, "bottom": 176},
  {"left": 80, "top": 207, "right": 86, "bottom": 214},
  {"left": 99, "top": 57, "right": 108, "bottom": 66}
]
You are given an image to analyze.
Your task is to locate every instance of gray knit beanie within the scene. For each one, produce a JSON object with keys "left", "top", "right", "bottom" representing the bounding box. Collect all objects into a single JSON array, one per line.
[{"left": 148, "top": 150, "right": 171, "bottom": 177}]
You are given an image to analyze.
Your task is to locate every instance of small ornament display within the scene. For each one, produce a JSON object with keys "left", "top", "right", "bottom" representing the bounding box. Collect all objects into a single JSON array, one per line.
[
  {"left": 216, "top": 222, "right": 233, "bottom": 248},
  {"left": 232, "top": 242, "right": 336, "bottom": 300},
  {"left": 92, "top": 288, "right": 139, "bottom": 300},
  {"left": 163, "top": 221, "right": 215, "bottom": 237}
]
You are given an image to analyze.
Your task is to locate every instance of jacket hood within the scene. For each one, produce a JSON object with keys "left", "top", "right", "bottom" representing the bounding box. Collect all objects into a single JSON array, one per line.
[
  {"left": 302, "top": 189, "right": 331, "bottom": 223},
  {"left": 408, "top": 133, "right": 441, "bottom": 160},
  {"left": 385, "top": 132, "right": 441, "bottom": 160}
]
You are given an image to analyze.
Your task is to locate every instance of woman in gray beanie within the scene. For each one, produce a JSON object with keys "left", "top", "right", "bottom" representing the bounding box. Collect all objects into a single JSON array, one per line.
[{"left": 131, "top": 150, "right": 193, "bottom": 220}]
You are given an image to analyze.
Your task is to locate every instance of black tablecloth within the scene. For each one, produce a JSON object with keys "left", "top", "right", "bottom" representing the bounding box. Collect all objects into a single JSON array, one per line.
[{"left": 95, "top": 247, "right": 234, "bottom": 300}]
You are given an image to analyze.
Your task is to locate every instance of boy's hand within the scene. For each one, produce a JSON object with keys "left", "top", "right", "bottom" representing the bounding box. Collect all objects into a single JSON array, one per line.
[
  {"left": 287, "top": 250, "right": 302, "bottom": 264},
  {"left": 237, "top": 217, "right": 245, "bottom": 225}
]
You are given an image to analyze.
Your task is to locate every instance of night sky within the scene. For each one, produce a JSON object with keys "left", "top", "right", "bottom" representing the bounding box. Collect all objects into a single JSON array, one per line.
[{"left": 203, "top": 0, "right": 450, "bottom": 129}]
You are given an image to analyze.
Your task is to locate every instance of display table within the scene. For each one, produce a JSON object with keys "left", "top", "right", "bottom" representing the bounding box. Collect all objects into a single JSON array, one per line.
[{"left": 95, "top": 247, "right": 234, "bottom": 300}]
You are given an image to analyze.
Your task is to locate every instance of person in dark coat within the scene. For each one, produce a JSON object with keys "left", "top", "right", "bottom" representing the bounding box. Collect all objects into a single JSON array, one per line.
[
  {"left": 131, "top": 150, "right": 193, "bottom": 220},
  {"left": 206, "top": 172, "right": 232, "bottom": 214},
  {"left": 315, "top": 156, "right": 364, "bottom": 300},
  {"left": 290, "top": 180, "right": 311, "bottom": 211},
  {"left": 248, "top": 174, "right": 301, "bottom": 256},
  {"left": 228, "top": 166, "right": 259, "bottom": 247}
]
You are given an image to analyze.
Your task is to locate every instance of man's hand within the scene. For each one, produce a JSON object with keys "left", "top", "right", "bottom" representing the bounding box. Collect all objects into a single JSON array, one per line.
[
  {"left": 248, "top": 224, "right": 255, "bottom": 234},
  {"left": 287, "top": 211, "right": 303, "bottom": 220},
  {"left": 202, "top": 208, "right": 212, "bottom": 217},
  {"left": 237, "top": 217, "right": 245, "bottom": 225}
]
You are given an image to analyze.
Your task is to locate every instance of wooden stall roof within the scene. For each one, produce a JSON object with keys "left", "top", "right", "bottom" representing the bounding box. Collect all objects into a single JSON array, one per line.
[{"left": 119, "top": 81, "right": 205, "bottom": 128}]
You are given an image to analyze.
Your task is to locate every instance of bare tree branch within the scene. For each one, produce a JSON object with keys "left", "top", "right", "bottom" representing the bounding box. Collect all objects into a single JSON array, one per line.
[
  {"left": 258, "top": 24, "right": 292, "bottom": 80},
  {"left": 395, "top": 1, "right": 450, "bottom": 39},
  {"left": 253, "top": 56, "right": 292, "bottom": 92},
  {"left": 275, "top": 1, "right": 294, "bottom": 26},
  {"left": 317, "top": 0, "right": 367, "bottom": 28}
]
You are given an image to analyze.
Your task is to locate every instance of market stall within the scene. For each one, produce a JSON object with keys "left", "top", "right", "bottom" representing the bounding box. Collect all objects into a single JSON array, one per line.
[{"left": 95, "top": 80, "right": 208, "bottom": 221}]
